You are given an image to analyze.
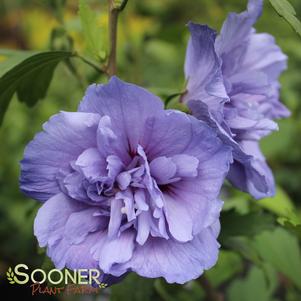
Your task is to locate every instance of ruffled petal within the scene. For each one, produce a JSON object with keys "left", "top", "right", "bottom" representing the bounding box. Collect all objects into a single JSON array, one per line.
[
  {"left": 78, "top": 76, "right": 164, "bottom": 156},
  {"left": 183, "top": 23, "right": 228, "bottom": 122},
  {"left": 34, "top": 193, "right": 129, "bottom": 286},
  {"left": 64, "top": 208, "right": 108, "bottom": 245},
  {"left": 141, "top": 110, "right": 232, "bottom": 163},
  {"left": 20, "top": 112, "right": 100, "bottom": 201},
  {"left": 149, "top": 156, "right": 177, "bottom": 185},
  {"left": 91, "top": 230, "right": 135, "bottom": 276},
  {"left": 167, "top": 170, "right": 225, "bottom": 235},
  {"left": 115, "top": 225, "right": 220, "bottom": 284},
  {"left": 216, "top": 0, "right": 263, "bottom": 60},
  {"left": 163, "top": 193, "right": 193, "bottom": 242},
  {"left": 242, "top": 33, "right": 287, "bottom": 81},
  {"left": 34, "top": 193, "right": 104, "bottom": 267},
  {"left": 75, "top": 147, "right": 106, "bottom": 180},
  {"left": 227, "top": 140, "right": 275, "bottom": 198},
  {"left": 188, "top": 99, "right": 273, "bottom": 199}
]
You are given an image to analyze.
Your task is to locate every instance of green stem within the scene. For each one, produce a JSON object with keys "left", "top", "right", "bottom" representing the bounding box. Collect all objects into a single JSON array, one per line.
[
  {"left": 64, "top": 59, "right": 86, "bottom": 90},
  {"left": 107, "top": 1, "right": 120, "bottom": 76},
  {"left": 75, "top": 53, "right": 107, "bottom": 74}
]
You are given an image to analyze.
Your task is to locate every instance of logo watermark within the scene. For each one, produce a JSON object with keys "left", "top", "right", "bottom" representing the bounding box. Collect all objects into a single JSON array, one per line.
[{"left": 5, "top": 264, "right": 108, "bottom": 296}]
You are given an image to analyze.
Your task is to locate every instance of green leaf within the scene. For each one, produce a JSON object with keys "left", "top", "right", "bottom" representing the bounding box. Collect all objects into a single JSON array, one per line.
[
  {"left": 0, "top": 49, "right": 35, "bottom": 78},
  {"left": 269, "top": 0, "right": 301, "bottom": 38},
  {"left": 166, "top": 98, "right": 189, "bottom": 112},
  {"left": 222, "top": 190, "right": 250, "bottom": 214},
  {"left": 205, "top": 251, "right": 243, "bottom": 287},
  {"left": 278, "top": 218, "right": 301, "bottom": 240},
  {"left": 227, "top": 266, "right": 274, "bottom": 301},
  {"left": 111, "top": 274, "right": 156, "bottom": 301},
  {"left": 220, "top": 211, "right": 275, "bottom": 243},
  {"left": 78, "top": 0, "right": 105, "bottom": 60},
  {"left": 258, "top": 186, "right": 301, "bottom": 225},
  {"left": 252, "top": 227, "right": 301, "bottom": 289},
  {"left": 0, "top": 51, "right": 72, "bottom": 125},
  {"left": 222, "top": 237, "right": 262, "bottom": 265}
]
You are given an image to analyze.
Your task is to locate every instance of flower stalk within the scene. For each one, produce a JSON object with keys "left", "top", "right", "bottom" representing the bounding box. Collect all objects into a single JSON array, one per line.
[{"left": 107, "top": 0, "right": 128, "bottom": 76}]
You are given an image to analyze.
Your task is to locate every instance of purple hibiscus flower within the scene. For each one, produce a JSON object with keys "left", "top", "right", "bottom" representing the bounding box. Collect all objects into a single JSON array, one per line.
[
  {"left": 183, "top": 0, "right": 290, "bottom": 199},
  {"left": 20, "top": 77, "right": 232, "bottom": 284}
]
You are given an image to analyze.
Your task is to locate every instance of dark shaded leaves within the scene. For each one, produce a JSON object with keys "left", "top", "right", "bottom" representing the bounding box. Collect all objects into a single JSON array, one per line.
[
  {"left": 111, "top": 273, "right": 156, "bottom": 301},
  {"left": 220, "top": 211, "right": 275, "bottom": 243},
  {"left": 0, "top": 51, "right": 72, "bottom": 125}
]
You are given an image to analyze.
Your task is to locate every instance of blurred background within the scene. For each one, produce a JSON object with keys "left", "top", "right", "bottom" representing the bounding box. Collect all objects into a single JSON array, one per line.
[{"left": 0, "top": 0, "right": 301, "bottom": 300}]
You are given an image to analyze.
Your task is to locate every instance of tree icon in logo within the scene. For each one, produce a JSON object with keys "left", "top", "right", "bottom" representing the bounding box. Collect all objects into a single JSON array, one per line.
[
  {"left": 99, "top": 283, "right": 108, "bottom": 289},
  {"left": 6, "top": 267, "right": 15, "bottom": 284}
]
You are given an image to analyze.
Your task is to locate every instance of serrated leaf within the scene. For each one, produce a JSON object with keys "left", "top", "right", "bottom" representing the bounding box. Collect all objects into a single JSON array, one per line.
[
  {"left": 220, "top": 211, "right": 275, "bottom": 243},
  {"left": 0, "top": 51, "right": 72, "bottom": 125},
  {"left": 227, "top": 266, "right": 273, "bottom": 301},
  {"left": 258, "top": 186, "right": 301, "bottom": 225},
  {"left": 252, "top": 227, "right": 301, "bottom": 289},
  {"left": 278, "top": 218, "right": 301, "bottom": 240},
  {"left": 79, "top": 0, "right": 104, "bottom": 60},
  {"left": 269, "top": 0, "right": 301, "bottom": 38}
]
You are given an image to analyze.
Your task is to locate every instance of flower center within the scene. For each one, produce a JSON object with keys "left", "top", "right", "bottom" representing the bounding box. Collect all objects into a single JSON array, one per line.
[{"left": 62, "top": 144, "right": 199, "bottom": 245}]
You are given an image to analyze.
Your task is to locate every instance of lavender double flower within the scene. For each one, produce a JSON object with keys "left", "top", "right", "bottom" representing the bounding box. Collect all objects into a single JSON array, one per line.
[
  {"left": 20, "top": 77, "right": 232, "bottom": 284},
  {"left": 183, "top": 0, "right": 289, "bottom": 199},
  {"left": 19, "top": 0, "right": 289, "bottom": 285}
]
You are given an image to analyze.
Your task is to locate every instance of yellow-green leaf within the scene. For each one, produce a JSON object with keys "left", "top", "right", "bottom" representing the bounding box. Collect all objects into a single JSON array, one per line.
[
  {"left": 258, "top": 186, "right": 301, "bottom": 225},
  {"left": 78, "top": 0, "right": 104, "bottom": 60},
  {"left": 269, "top": 0, "right": 301, "bottom": 38}
]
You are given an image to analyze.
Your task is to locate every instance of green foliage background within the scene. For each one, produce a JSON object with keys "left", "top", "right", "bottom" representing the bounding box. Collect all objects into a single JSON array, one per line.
[{"left": 0, "top": 0, "right": 301, "bottom": 300}]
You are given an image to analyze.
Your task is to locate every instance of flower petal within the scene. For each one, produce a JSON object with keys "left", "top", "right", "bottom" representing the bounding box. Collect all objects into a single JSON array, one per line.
[
  {"left": 116, "top": 225, "right": 220, "bottom": 284},
  {"left": 227, "top": 141, "right": 275, "bottom": 198},
  {"left": 188, "top": 99, "right": 274, "bottom": 198},
  {"left": 172, "top": 154, "right": 199, "bottom": 178},
  {"left": 149, "top": 156, "right": 177, "bottom": 185},
  {"left": 34, "top": 193, "right": 87, "bottom": 248},
  {"left": 242, "top": 33, "right": 287, "bottom": 81},
  {"left": 20, "top": 112, "right": 100, "bottom": 201},
  {"left": 216, "top": 0, "right": 263, "bottom": 59},
  {"left": 64, "top": 208, "right": 108, "bottom": 245},
  {"left": 183, "top": 23, "right": 228, "bottom": 121},
  {"left": 79, "top": 76, "right": 164, "bottom": 155},
  {"left": 91, "top": 230, "right": 135, "bottom": 276},
  {"left": 75, "top": 147, "right": 106, "bottom": 180},
  {"left": 163, "top": 193, "right": 193, "bottom": 242}
]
